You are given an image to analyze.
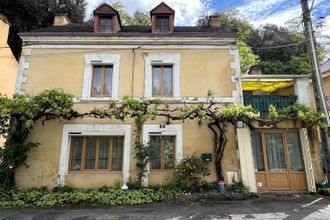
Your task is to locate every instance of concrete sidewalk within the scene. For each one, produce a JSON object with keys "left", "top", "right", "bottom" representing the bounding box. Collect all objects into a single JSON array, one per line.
[{"left": 0, "top": 194, "right": 329, "bottom": 220}]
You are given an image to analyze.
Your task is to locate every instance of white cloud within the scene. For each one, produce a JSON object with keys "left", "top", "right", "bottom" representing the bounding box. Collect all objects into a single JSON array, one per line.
[
  {"left": 238, "top": 0, "right": 328, "bottom": 27},
  {"left": 86, "top": 0, "right": 203, "bottom": 26},
  {"left": 237, "top": 0, "right": 329, "bottom": 59}
]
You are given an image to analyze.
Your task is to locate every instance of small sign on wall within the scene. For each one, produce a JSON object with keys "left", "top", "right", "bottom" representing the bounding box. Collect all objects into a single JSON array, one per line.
[{"left": 257, "top": 182, "right": 263, "bottom": 187}]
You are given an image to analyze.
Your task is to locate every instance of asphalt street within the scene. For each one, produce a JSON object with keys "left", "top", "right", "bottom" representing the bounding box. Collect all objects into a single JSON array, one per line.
[{"left": 0, "top": 194, "right": 329, "bottom": 220}]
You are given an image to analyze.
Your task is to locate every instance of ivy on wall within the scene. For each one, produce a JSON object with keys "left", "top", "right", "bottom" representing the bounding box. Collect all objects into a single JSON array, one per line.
[
  {"left": 0, "top": 89, "right": 325, "bottom": 188},
  {"left": 0, "top": 89, "right": 79, "bottom": 188}
]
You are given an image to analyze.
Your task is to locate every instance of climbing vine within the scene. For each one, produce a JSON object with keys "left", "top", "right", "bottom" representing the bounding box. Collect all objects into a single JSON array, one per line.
[
  {"left": 89, "top": 96, "right": 163, "bottom": 185},
  {"left": 0, "top": 89, "right": 325, "bottom": 188},
  {"left": 0, "top": 89, "right": 78, "bottom": 188}
]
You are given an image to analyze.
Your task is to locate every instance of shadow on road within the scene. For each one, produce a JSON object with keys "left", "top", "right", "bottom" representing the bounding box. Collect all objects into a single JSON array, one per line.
[{"left": 0, "top": 194, "right": 329, "bottom": 220}]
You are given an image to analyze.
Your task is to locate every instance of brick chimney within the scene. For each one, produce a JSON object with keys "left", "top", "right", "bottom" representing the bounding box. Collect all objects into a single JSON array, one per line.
[
  {"left": 208, "top": 14, "right": 221, "bottom": 27},
  {"left": 53, "top": 14, "right": 71, "bottom": 26}
]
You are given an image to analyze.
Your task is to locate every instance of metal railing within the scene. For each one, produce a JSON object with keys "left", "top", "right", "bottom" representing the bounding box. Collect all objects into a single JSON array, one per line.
[{"left": 243, "top": 95, "right": 298, "bottom": 116}]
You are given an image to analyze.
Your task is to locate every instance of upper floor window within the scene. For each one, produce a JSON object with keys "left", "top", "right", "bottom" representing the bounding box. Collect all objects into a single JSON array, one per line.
[
  {"left": 69, "top": 136, "right": 124, "bottom": 172},
  {"left": 91, "top": 65, "right": 113, "bottom": 97},
  {"left": 99, "top": 16, "right": 112, "bottom": 32},
  {"left": 152, "top": 65, "right": 173, "bottom": 97},
  {"left": 150, "top": 136, "right": 175, "bottom": 170},
  {"left": 156, "top": 16, "right": 169, "bottom": 32}
]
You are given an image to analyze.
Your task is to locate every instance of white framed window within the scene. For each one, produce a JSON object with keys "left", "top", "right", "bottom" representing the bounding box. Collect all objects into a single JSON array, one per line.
[
  {"left": 144, "top": 54, "right": 180, "bottom": 98},
  {"left": 58, "top": 124, "right": 131, "bottom": 187},
  {"left": 142, "top": 124, "right": 183, "bottom": 186},
  {"left": 82, "top": 54, "right": 121, "bottom": 100}
]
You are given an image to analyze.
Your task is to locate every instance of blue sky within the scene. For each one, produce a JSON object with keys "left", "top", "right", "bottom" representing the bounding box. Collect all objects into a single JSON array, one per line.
[
  {"left": 87, "top": 0, "right": 329, "bottom": 28},
  {"left": 86, "top": 0, "right": 329, "bottom": 48}
]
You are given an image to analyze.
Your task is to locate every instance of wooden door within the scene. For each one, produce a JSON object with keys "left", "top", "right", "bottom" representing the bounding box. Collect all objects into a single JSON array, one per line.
[{"left": 252, "top": 130, "right": 308, "bottom": 191}]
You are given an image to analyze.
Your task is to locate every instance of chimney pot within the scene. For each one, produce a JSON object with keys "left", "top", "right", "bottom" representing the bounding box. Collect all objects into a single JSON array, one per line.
[
  {"left": 53, "top": 14, "right": 71, "bottom": 26},
  {"left": 209, "top": 14, "right": 221, "bottom": 27}
]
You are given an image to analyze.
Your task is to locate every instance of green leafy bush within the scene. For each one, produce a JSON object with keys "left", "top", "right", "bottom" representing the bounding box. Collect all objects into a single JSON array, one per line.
[
  {"left": 171, "top": 156, "right": 210, "bottom": 192},
  {"left": 0, "top": 187, "right": 183, "bottom": 207},
  {"left": 227, "top": 180, "right": 252, "bottom": 199}
]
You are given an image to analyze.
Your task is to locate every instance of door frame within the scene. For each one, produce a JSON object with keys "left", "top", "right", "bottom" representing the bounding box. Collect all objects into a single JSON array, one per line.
[{"left": 253, "top": 128, "right": 308, "bottom": 191}]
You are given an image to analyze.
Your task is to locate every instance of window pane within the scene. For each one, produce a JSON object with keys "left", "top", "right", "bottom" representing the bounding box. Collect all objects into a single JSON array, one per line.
[
  {"left": 111, "top": 136, "right": 124, "bottom": 171},
  {"left": 152, "top": 67, "right": 161, "bottom": 96},
  {"left": 156, "top": 18, "right": 162, "bottom": 31},
  {"left": 163, "top": 136, "right": 175, "bottom": 169},
  {"left": 70, "top": 137, "right": 83, "bottom": 170},
  {"left": 251, "top": 132, "right": 264, "bottom": 171},
  {"left": 85, "top": 137, "right": 96, "bottom": 169},
  {"left": 265, "top": 133, "right": 286, "bottom": 172},
  {"left": 92, "top": 66, "right": 102, "bottom": 96},
  {"left": 100, "top": 17, "right": 112, "bottom": 32},
  {"left": 286, "top": 132, "right": 304, "bottom": 171},
  {"left": 150, "top": 136, "right": 161, "bottom": 169},
  {"left": 156, "top": 16, "right": 169, "bottom": 32},
  {"left": 98, "top": 137, "right": 109, "bottom": 169},
  {"left": 103, "top": 66, "right": 113, "bottom": 96},
  {"left": 164, "top": 66, "right": 173, "bottom": 96}
]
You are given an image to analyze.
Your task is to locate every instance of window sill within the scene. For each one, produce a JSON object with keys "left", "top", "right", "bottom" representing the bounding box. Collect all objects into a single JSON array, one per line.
[
  {"left": 68, "top": 170, "right": 122, "bottom": 175},
  {"left": 74, "top": 97, "right": 119, "bottom": 103}
]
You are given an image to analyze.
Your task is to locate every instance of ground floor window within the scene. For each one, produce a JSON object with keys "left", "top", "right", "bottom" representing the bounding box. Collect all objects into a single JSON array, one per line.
[
  {"left": 69, "top": 136, "right": 124, "bottom": 172},
  {"left": 150, "top": 136, "right": 175, "bottom": 170}
]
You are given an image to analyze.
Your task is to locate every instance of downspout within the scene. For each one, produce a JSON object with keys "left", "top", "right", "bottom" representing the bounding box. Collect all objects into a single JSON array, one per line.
[{"left": 131, "top": 49, "right": 136, "bottom": 97}]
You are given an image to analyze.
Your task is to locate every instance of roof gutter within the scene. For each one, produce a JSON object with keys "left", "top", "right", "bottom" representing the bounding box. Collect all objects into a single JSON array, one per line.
[{"left": 19, "top": 34, "right": 238, "bottom": 47}]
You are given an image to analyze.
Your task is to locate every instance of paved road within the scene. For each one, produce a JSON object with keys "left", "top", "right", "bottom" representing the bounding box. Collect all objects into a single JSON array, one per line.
[{"left": 0, "top": 194, "right": 330, "bottom": 220}]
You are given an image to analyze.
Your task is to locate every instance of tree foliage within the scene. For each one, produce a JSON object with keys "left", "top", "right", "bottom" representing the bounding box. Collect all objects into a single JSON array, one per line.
[
  {"left": 0, "top": 89, "right": 78, "bottom": 188},
  {"left": 197, "top": 9, "right": 260, "bottom": 75},
  {"left": 102, "top": 1, "right": 151, "bottom": 26},
  {"left": 0, "top": 0, "right": 87, "bottom": 59}
]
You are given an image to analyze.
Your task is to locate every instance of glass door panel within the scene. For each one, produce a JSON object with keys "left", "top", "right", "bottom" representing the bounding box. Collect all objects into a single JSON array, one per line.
[
  {"left": 286, "top": 132, "right": 304, "bottom": 171},
  {"left": 251, "top": 131, "right": 265, "bottom": 171},
  {"left": 265, "top": 133, "right": 286, "bottom": 172}
]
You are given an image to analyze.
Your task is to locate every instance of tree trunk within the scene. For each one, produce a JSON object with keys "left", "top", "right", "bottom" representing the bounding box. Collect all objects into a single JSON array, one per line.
[{"left": 208, "top": 121, "right": 227, "bottom": 181}]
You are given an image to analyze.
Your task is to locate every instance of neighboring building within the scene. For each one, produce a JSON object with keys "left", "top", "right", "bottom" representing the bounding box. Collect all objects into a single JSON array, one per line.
[
  {"left": 0, "top": 14, "right": 17, "bottom": 97},
  {"left": 321, "top": 59, "right": 330, "bottom": 100},
  {"left": 15, "top": 2, "right": 323, "bottom": 192},
  {"left": 0, "top": 14, "right": 18, "bottom": 147}
]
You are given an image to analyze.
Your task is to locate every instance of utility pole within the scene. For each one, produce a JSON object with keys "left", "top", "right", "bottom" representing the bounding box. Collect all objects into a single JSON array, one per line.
[{"left": 301, "top": 0, "right": 330, "bottom": 181}]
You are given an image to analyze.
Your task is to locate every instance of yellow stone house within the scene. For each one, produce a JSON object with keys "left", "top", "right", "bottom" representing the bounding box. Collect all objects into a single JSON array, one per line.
[
  {"left": 0, "top": 14, "right": 17, "bottom": 97},
  {"left": 0, "top": 14, "right": 18, "bottom": 147},
  {"left": 14, "top": 2, "right": 323, "bottom": 192}
]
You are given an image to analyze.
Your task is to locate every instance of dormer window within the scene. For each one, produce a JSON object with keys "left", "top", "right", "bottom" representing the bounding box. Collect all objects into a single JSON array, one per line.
[
  {"left": 93, "top": 3, "right": 122, "bottom": 33},
  {"left": 156, "top": 16, "right": 169, "bottom": 32},
  {"left": 150, "top": 2, "right": 175, "bottom": 34},
  {"left": 99, "top": 16, "right": 112, "bottom": 32}
]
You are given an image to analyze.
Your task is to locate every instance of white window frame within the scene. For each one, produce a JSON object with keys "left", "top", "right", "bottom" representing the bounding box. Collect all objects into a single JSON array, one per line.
[
  {"left": 144, "top": 54, "right": 180, "bottom": 98},
  {"left": 142, "top": 124, "right": 183, "bottom": 186},
  {"left": 58, "top": 124, "right": 131, "bottom": 187},
  {"left": 82, "top": 54, "right": 121, "bottom": 100}
]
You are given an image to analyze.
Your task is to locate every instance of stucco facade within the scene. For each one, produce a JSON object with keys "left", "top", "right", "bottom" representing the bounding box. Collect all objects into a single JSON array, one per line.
[
  {"left": 0, "top": 14, "right": 18, "bottom": 147},
  {"left": 0, "top": 14, "right": 17, "bottom": 97},
  {"left": 15, "top": 26, "right": 242, "bottom": 189}
]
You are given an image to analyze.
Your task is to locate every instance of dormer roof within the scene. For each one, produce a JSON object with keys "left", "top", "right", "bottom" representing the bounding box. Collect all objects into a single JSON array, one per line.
[
  {"left": 150, "top": 2, "right": 175, "bottom": 15},
  {"left": 150, "top": 2, "right": 175, "bottom": 34},
  {"left": 93, "top": 3, "right": 122, "bottom": 32}
]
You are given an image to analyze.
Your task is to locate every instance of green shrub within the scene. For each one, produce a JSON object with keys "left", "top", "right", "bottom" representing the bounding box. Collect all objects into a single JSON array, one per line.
[
  {"left": 171, "top": 156, "right": 209, "bottom": 192},
  {"left": 227, "top": 180, "right": 252, "bottom": 198},
  {"left": 51, "top": 185, "right": 75, "bottom": 193},
  {"left": 0, "top": 186, "right": 183, "bottom": 207}
]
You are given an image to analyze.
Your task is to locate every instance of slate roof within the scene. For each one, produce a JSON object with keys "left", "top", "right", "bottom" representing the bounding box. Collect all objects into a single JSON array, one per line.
[
  {"left": 20, "top": 24, "right": 239, "bottom": 38},
  {"left": 321, "top": 59, "right": 330, "bottom": 74}
]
